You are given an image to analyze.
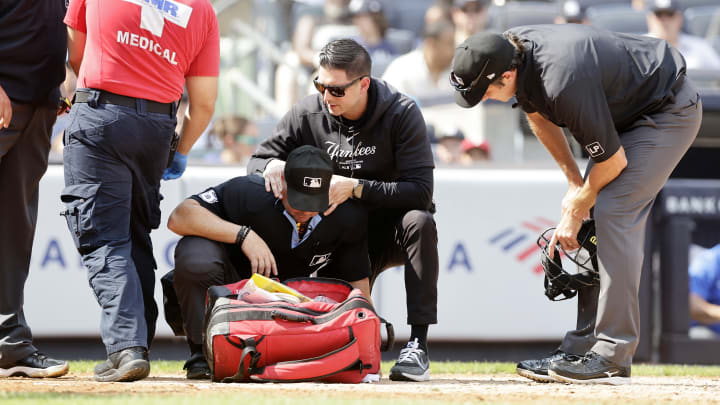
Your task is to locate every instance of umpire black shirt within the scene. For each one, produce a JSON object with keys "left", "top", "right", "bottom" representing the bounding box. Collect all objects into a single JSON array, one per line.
[
  {"left": 0, "top": 0, "right": 67, "bottom": 105},
  {"left": 189, "top": 175, "right": 371, "bottom": 282},
  {"left": 507, "top": 24, "right": 686, "bottom": 162}
]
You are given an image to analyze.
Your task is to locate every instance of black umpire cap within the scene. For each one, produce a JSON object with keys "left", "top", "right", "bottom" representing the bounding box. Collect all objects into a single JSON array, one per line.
[
  {"left": 284, "top": 146, "right": 333, "bottom": 212},
  {"left": 451, "top": 32, "right": 515, "bottom": 108}
]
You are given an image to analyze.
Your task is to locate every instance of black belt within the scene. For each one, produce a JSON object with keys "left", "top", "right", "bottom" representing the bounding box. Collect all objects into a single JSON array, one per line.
[{"left": 74, "top": 90, "right": 174, "bottom": 115}]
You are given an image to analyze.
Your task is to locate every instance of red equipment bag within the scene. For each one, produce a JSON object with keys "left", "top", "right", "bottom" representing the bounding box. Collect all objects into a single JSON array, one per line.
[{"left": 204, "top": 277, "right": 394, "bottom": 383}]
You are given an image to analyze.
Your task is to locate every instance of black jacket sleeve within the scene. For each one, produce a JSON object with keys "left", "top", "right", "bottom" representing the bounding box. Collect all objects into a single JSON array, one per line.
[
  {"left": 360, "top": 101, "right": 434, "bottom": 211},
  {"left": 247, "top": 106, "right": 303, "bottom": 175},
  {"left": 360, "top": 168, "right": 434, "bottom": 211}
]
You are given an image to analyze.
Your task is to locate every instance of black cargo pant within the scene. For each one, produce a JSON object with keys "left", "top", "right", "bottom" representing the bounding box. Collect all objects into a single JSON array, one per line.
[
  {"left": 173, "top": 236, "right": 244, "bottom": 349},
  {"left": 0, "top": 102, "right": 55, "bottom": 367},
  {"left": 61, "top": 89, "right": 176, "bottom": 355},
  {"left": 367, "top": 209, "right": 439, "bottom": 325}
]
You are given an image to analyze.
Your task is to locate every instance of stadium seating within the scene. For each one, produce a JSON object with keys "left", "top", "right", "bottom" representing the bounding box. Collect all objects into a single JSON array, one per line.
[
  {"left": 379, "top": 0, "right": 436, "bottom": 38},
  {"left": 684, "top": 5, "right": 720, "bottom": 37},
  {"left": 586, "top": 4, "right": 648, "bottom": 34},
  {"left": 677, "top": 0, "right": 720, "bottom": 9},
  {"left": 488, "top": 1, "right": 559, "bottom": 31}
]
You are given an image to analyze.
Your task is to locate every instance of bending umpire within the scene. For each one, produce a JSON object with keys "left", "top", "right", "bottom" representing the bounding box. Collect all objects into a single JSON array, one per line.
[{"left": 451, "top": 25, "right": 701, "bottom": 384}]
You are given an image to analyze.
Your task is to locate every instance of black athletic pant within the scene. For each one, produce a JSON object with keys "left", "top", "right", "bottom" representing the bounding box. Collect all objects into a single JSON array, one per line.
[
  {"left": 173, "top": 236, "right": 243, "bottom": 348},
  {"left": 0, "top": 103, "right": 55, "bottom": 367},
  {"left": 367, "top": 209, "right": 439, "bottom": 326}
]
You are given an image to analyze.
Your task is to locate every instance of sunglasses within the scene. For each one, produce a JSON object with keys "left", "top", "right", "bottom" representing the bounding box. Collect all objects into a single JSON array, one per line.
[
  {"left": 313, "top": 75, "right": 367, "bottom": 97},
  {"left": 449, "top": 59, "right": 490, "bottom": 93}
]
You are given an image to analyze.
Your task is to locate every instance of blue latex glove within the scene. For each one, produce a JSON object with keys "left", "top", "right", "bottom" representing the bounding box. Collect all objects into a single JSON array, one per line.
[{"left": 163, "top": 151, "right": 187, "bottom": 180}]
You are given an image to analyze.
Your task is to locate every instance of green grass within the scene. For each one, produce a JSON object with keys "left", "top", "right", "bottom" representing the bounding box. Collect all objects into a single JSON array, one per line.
[{"left": 65, "top": 360, "right": 720, "bottom": 377}]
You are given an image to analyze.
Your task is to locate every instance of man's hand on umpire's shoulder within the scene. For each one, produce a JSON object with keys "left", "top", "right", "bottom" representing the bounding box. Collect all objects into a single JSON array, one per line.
[
  {"left": 324, "top": 175, "right": 359, "bottom": 216},
  {"left": 263, "top": 159, "right": 286, "bottom": 198},
  {"left": 240, "top": 230, "right": 278, "bottom": 277},
  {"left": 0, "top": 84, "right": 12, "bottom": 129}
]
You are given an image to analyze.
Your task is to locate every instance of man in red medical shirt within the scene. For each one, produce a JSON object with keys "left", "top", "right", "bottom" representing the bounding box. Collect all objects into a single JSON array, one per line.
[{"left": 62, "top": 0, "right": 219, "bottom": 382}]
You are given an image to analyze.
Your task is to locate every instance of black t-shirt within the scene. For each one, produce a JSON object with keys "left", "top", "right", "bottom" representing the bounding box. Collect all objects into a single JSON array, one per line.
[
  {"left": 0, "top": 1, "right": 67, "bottom": 105},
  {"left": 508, "top": 24, "right": 685, "bottom": 163},
  {"left": 189, "top": 175, "right": 370, "bottom": 282}
]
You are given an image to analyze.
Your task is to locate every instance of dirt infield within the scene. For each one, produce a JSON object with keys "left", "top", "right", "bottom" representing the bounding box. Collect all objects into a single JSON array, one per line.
[{"left": 2, "top": 373, "right": 720, "bottom": 404}]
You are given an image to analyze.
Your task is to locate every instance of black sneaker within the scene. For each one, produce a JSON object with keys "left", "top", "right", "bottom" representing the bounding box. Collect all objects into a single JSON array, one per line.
[
  {"left": 0, "top": 352, "right": 69, "bottom": 378},
  {"left": 548, "top": 351, "right": 631, "bottom": 385},
  {"left": 389, "top": 338, "right": 430, "bottom": 382},
  {"left": 94, "top": 346, "right": 150, "bottom": 382},
  {"left": 184, "top": 352, "right": 210, "bottom": 380},
  {"left": 516, "top": 350, "right": 581, "bottom": 383}
]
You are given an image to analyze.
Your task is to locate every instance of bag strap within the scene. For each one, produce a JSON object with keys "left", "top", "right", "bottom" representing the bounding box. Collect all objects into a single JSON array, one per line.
[
  {"left": 222, "top": 338, "right": 261, "bottom": 383},
  {"left": 249, "top": 328, "right": 362, "bottom": 383},
  {"left": 379, "top": 316, "right": 395, "bottom": 352}
]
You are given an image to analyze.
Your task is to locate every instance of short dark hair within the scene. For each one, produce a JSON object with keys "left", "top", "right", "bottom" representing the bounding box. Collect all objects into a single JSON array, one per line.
[
  {"left": 503, "top": 32, "right": 525, "bottom": 71},
  {"left": 318, "top": 39, "right": 372, "bottom": 78},
  {"left": 487, "top": 33, "right": 524, "bottom": 86}
]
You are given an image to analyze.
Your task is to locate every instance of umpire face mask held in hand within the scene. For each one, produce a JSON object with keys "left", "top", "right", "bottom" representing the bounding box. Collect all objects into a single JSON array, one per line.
[{"left": 537, "top": 219, "right": 599, "bottom": 301}]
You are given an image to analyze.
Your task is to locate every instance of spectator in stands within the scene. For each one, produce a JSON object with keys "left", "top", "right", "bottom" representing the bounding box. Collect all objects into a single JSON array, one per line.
[
  {"left": 425, "top": 0, "right": 454, "bottom": 27},
  {"left": 460, "top": 139, "right": 491, "bottom": 164},
  {"left": 689, "top": 244, "right": 720, "bottom": 339},
  {"left": 349, "top": 0, "right": 397, "bottom": 76},
  {"left": 215, "top": 116, "right": 259, "bottom": 165},
  {"left": 275, "top": 0, "right": 353, "bottom": 110},
  {"left": 431, "top": 125, "right": 465, "bottom": 165},
  {"left": 452, "top": 0, "right": 490, "bottom": 44},
  {"left": 554, "top": 0, "right": 590, "bottom": 25},
  {"left": 382, "top": 20, "right": 456, "bottom": 102},
  {"left": 645, "top": 0, "right": 720, "bottom": 70}
]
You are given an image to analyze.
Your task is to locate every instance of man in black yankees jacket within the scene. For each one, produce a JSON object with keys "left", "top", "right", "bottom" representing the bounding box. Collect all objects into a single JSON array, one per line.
[
  {"left": 247, "top": 39, "right": 438, "bottom": 382},
  {"left": 167, "top": 146, "right": 371, "bottom": 379}
]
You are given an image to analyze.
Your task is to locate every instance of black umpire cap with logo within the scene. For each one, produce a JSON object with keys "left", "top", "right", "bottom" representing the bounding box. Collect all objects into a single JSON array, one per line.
[
  {"left": 451, "top": 32, "right": 515, "bottom": 108},
  {"left": 284, "top": 145, "right": 333, "bottom": 212}
]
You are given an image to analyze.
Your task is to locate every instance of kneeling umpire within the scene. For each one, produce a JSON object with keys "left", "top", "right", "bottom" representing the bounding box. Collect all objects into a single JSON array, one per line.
[{"left": 167, "top": 146, "right": 371, "bottom": 379}]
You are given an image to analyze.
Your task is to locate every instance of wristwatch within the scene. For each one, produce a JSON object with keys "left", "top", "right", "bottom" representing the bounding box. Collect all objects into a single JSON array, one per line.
[{"left": 352, "top": 180, "right": 364, "bottom": 199}]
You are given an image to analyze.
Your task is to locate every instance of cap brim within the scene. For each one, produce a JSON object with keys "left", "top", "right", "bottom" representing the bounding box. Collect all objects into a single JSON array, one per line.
[
  {"left": 286, "top": 187, "right": 328, "bottom": 212},
  {"left": 453, "top": 81, "right": 489, "bottom": 109}
]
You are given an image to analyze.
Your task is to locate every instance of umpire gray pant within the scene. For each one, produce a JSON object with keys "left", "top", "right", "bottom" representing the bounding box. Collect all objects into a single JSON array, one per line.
[
  {"left": 559, "top": 78, "right": 702, "bottom": 367},
  {"left": 0, "top": 103, "right": 54, "bottom": 366}
]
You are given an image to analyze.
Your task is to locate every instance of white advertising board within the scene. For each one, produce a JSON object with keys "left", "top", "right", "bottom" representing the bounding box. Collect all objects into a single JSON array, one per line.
[{"left": 25, "top": 166, "right": 576, "bottom": 341}]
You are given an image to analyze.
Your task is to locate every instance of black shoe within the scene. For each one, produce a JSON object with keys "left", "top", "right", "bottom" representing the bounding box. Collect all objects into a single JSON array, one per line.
[
  {"left": 184, "top": 352, "right": 210, "bottom": 380},
  {"left": 516, "top": 350, "right": 581, "bottom": 383},
  {"left": 389, "top": 338, "right": 430, "bottom": 382},
  {"left": 548, "top": 351, "right": 631, "bottom": 385},
  {"left": 94, "top": 346, "right": 150, "bottom": 382},
  {"left": 0, "top": 352, "right": 69, "bottom": 378}
]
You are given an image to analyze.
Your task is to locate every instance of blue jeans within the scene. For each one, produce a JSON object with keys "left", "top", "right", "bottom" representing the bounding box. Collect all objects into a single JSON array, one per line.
[{"left": 61, "top": 89, "right": 176, "bottom": 355}]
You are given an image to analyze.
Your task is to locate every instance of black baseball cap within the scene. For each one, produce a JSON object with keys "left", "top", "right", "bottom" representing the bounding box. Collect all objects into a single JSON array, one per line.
[
  {"left": 451, "top": 32, "right": 515, "bottom": 108},
  {"left": 284, "top": 145, "right": 333, "bottom": 212}
]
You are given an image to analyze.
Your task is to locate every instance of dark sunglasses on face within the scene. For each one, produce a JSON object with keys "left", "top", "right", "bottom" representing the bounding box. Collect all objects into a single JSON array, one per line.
[
  {"left": 449, "top": 59, "right": 490, "bottom": 93},
  {"left": 313, "top": 75, "right": 367, "bottom": 97}
]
